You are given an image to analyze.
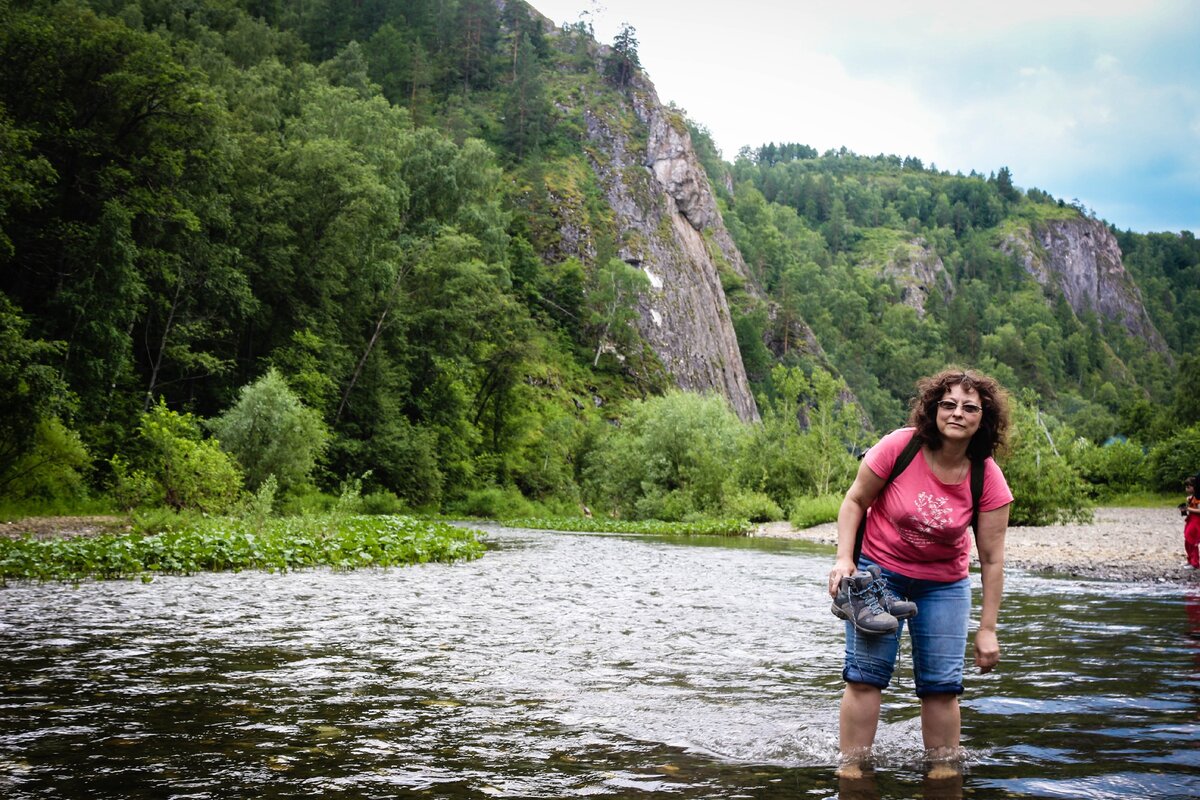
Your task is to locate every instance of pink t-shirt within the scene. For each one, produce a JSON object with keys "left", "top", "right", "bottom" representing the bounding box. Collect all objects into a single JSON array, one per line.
[{"left": 862, "top": 427, "right": 1014, "bottom": 581}]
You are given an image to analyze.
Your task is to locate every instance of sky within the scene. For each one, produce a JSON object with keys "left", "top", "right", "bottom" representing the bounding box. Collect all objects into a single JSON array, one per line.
[{"left": 530, "top": 0, "right": 1199, "bottom": 234}]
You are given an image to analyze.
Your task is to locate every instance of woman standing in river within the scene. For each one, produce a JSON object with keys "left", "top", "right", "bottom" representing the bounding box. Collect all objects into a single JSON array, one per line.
[{"left": 828, "top": 367, "right": 1014, "bottom": 778}]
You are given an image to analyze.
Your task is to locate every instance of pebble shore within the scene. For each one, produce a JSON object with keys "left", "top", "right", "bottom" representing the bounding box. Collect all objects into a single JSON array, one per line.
[{"left": 756, "top": 506, "right": 1199, "bottom": 584}]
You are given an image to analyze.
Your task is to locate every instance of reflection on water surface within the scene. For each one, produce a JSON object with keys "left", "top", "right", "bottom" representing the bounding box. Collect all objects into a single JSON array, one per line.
[{"left": 1, "top": 523, "right": 1197, "bottom": 798}]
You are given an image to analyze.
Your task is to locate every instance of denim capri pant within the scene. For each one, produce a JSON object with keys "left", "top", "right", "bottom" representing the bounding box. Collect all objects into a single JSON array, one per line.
[{"left": 843, "top": 556, "right": 972, "bottom": 697}]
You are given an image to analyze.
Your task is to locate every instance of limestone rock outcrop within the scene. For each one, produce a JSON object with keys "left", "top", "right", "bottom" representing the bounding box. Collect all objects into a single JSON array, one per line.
[
  {"left": 551, "top": 69, "right": 759, "bottom": 421},
  {"left": 1002, "top": 218, "right": 1167, "bottom": 353},
  {"left": 878, "top": 238, "right": 953, "bottom": 318}
]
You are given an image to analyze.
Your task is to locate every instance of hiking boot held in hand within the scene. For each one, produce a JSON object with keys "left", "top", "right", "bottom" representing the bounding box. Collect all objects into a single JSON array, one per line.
[
  {"left": 831, "top": 571, "right": 899, "bottom": 635},
  {"left": 865, "top": 564, "right": 917, "bottom": 620}
]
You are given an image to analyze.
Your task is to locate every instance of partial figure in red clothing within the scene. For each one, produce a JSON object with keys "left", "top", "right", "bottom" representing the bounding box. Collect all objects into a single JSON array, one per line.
[{"left": 1182, "top": 475, "right": 1200, "bottom": 569}]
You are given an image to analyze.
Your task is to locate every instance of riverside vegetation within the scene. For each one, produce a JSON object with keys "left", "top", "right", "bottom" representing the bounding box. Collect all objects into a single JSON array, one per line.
[
  {"left": 3, "top": 0, "right": 1199, "bottom": 556},
  {"left": 0, "top": 513, "right": 486, "bottom": 584}
]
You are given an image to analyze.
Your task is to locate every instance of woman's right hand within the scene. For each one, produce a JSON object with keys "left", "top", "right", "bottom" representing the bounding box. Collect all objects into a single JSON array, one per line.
[
  {"left": 830, "top": 458, "right": 888, "bottom": 598},
  {"left": 828, "top": 557, "right": 857, "bottom": 598}
]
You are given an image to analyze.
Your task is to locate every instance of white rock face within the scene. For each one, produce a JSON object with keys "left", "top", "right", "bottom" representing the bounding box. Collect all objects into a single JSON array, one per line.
[
  {"left": 1002, "top": 218, "right": 1167, "bottom": 353},
  {"left": 879, "top": 238, "right": 953, "bottom": 318},
  {"left": 565, "top": 73, "right": 759, "bottom": 422}
]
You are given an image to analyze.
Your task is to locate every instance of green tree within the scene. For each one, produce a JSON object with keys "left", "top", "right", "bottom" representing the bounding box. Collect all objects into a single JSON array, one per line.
[
  {"left": 1171, "top": 355, "right": 1200, "bottom": 422},
  {"left": 0, "top": 105, "right": 54, "bottom": 259},
  {"left": 1145, "top": 424, "right": 1200, "bottom": 492},
  {"left": 115, "top": 401, "right": 243, "bottom": 513},
  {"left": 209, "top": 369, "right": 330, "bottom": 496},
  {"left": 1002, "top": 398, "right": 1092, "bottom": 525},
  {"left": 2, "top": 417, "right": 91, "bottom": 503},
  {"left": 1071, "top": 438, "right": 1147, "bottom": 499},
  {"left": 584, "top": 391, "right": 747, "bottom": 519},
  {"left": 319, "top": 40, "right": 377, "bottom": 98},
  {"left": 502, "top": 33, "right": 551, "bottom": 159},
  {"left": 588, "top": 258, "right": 650, "bottom": 367},
  {"left": 0, "top": 4, "right": 240, "bottom": 431},
  {"left": 605, "top": 23, "right": 640, "bottom": 88},
  {"left": 0, "top": 295, "right": 72, "bottom": 493},
  {"left": 741, "top": 365, "right": 811, "bottom": 506},
  {"left": 795, "top": 367, "right": 866, "bottom": 496},
  {"left": 453, "top": 0, "right": 499, "bottom": 93},
  {"left": 994, "top": 166, "right": 1019, "bottom": 202}
]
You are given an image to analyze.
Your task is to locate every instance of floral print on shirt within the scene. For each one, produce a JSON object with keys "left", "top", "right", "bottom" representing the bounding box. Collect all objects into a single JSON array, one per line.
[{"left": 898, "top": 491, "right": 956, "bottom": 548}]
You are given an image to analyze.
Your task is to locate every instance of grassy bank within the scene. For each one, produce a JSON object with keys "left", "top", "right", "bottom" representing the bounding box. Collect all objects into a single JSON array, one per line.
[
  {"left": 499, "top": 517, "right": 753, "bottom": 536},
  {"left": 0, "top": 515, "right": 485, "bottom": 584}
]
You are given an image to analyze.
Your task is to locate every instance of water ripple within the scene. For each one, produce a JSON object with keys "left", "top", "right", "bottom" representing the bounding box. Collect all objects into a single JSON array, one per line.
[{"left": 1, "top": 525, "right": 1197, "bottom": 798}]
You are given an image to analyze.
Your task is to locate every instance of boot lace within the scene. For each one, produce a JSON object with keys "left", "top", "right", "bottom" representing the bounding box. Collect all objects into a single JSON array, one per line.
[
  {"left": 851, "top": 581, "right": 889, "bottom": 616},
  {"left": 871, "top": 579, "right": 901, "bottom": 610}
]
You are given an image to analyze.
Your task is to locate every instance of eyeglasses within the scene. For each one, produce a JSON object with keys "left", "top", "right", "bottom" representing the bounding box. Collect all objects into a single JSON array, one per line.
[{"left": 937, "top": 400, "right": 983, "bottom": 415}]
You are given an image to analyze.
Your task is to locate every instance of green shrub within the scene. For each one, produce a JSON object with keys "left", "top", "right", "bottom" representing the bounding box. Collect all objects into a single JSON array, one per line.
[
  {"left": 331, "top": 472, "right": 369, "bottom": 516},
  {"left": 351, "top": 417, "right": 444, "bottom": 508},
  {"left": 109, "top": 455, "right": 162, "bottom": 510},
  {"left": 789, "top": 494, "right": 841, "bottom": 529},
  {"left": 113, "top": 402, "right": 244, "bottom": 514},
  {"left": 724, "top": 489, "right": 784, "bottom": 522},
  {"left": 449, "top": 485, "right": 537, "bottom": 519},
  {"left": 1003, "top": 400, "right": 1092, "bottom": 526},
  {"left": 583, "top": 391, "right": 747, "bottom": 519},
  {"left": 361, "top": 489, "right": 404, "bottom": 515},
  {"left": 739, "top": 366, "right": 866, "bottom": 507},
  {"left": 237, "top": 474, "right": 279, "bottom": 524},
  {"left": 1072, "top": 438, "right": 1147, "bottom": 499},
  {"left": 209, "top": 368, "right": 330, "bottom": 496},
  {"left": 0, "top": 295, "right": 72, "bottom": 489},
  {"left": 1, "top": 417, "right": 90, "bottom": 502},
  {"left": 633, "top": 487, "right": 695, "bottom": 522},
  {"left": 527, "top": 494, "right": 588, "bottom": 518},
  {"left": 1145, "top": 423, "right": 1200, "bottom": 492},
  {"left": 278, "top": 486, "right": 334, "bottom": 516}
]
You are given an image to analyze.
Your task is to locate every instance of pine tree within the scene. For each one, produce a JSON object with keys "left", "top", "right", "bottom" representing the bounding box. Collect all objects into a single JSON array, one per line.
[{"left": 605, "top": 23, "right": 640, "bottom": 88}]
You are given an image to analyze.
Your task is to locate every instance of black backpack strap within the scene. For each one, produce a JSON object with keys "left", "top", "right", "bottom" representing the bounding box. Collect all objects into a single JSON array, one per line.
[
  {"left": 853, "top": 431, "right": 922, "bottom": 563},
  {"left": 969, "top": 457, "right": 986, "bottom": 534}
]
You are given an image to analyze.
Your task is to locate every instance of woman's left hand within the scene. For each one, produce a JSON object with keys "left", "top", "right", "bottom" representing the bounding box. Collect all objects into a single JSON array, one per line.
[{"left": 974, "top": 627, "right": 1000, "bottom": 673}]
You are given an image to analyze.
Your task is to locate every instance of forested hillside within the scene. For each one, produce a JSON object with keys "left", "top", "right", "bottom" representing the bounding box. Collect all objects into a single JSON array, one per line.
[
  {"left": 2, "top": 0, "right": 1198, "bottom": 525},
  {"left": 695, "top": 141, "right": 1199, "bottom": 439}
]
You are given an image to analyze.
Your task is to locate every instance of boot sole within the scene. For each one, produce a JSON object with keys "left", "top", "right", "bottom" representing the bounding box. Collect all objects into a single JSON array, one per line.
[
  {"left": 831, "top": 601, "right": 897, "bottom": 634},
  {"left": 832, "top": 599, "right": 915, "bottom": 622}
]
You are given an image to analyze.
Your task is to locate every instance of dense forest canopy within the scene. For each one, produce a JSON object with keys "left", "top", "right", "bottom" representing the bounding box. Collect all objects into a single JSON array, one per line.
[{"left": 2, "top": 0, "right": 1199, "bottom": 524}]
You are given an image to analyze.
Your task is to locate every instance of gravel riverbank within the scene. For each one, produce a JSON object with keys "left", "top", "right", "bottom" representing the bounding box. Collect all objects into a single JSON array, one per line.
[{"left": 755, "top": 506, "right": 1199, "bottom": 584}]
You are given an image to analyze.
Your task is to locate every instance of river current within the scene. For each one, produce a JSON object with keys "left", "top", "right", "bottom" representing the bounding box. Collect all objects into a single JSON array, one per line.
[{"left": 1, "top": 523, "right": 1197, "bottom": 799}]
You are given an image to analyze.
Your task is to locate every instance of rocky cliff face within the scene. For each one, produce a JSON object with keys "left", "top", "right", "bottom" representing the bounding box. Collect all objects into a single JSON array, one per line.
[
  {"left": 1001, "top": 218, "right": 1167, "bottom": 353},
  {"left": 878, "top": 237, "right": 953, "bottom": 318},
  {"left": 550, "top": 66, "right": 759, "bottom": 421}
]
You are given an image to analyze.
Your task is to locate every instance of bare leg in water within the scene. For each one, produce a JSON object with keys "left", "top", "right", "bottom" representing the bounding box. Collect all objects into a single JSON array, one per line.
[
  {"left": 837, "top": 681, "right": 881, "bottom": 777},
  {"left": 921, "top": 694, "right": 962, "bottom": 779}
]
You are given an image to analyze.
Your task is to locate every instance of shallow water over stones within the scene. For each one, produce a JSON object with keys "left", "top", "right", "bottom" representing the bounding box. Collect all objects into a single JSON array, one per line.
[{"left": 1, "top": 523, "right": 1197, "bottom": 799}]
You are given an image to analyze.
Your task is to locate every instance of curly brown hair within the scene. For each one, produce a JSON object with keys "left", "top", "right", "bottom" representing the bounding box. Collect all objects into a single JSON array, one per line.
[{"left": 906, "top": 366, "right": 1010, "bottom": 461}]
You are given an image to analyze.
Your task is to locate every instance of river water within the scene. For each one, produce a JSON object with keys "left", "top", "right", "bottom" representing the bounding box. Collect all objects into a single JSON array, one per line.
[{"left": 1, "top": 523, "right": 1196, "bottom": 799}]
